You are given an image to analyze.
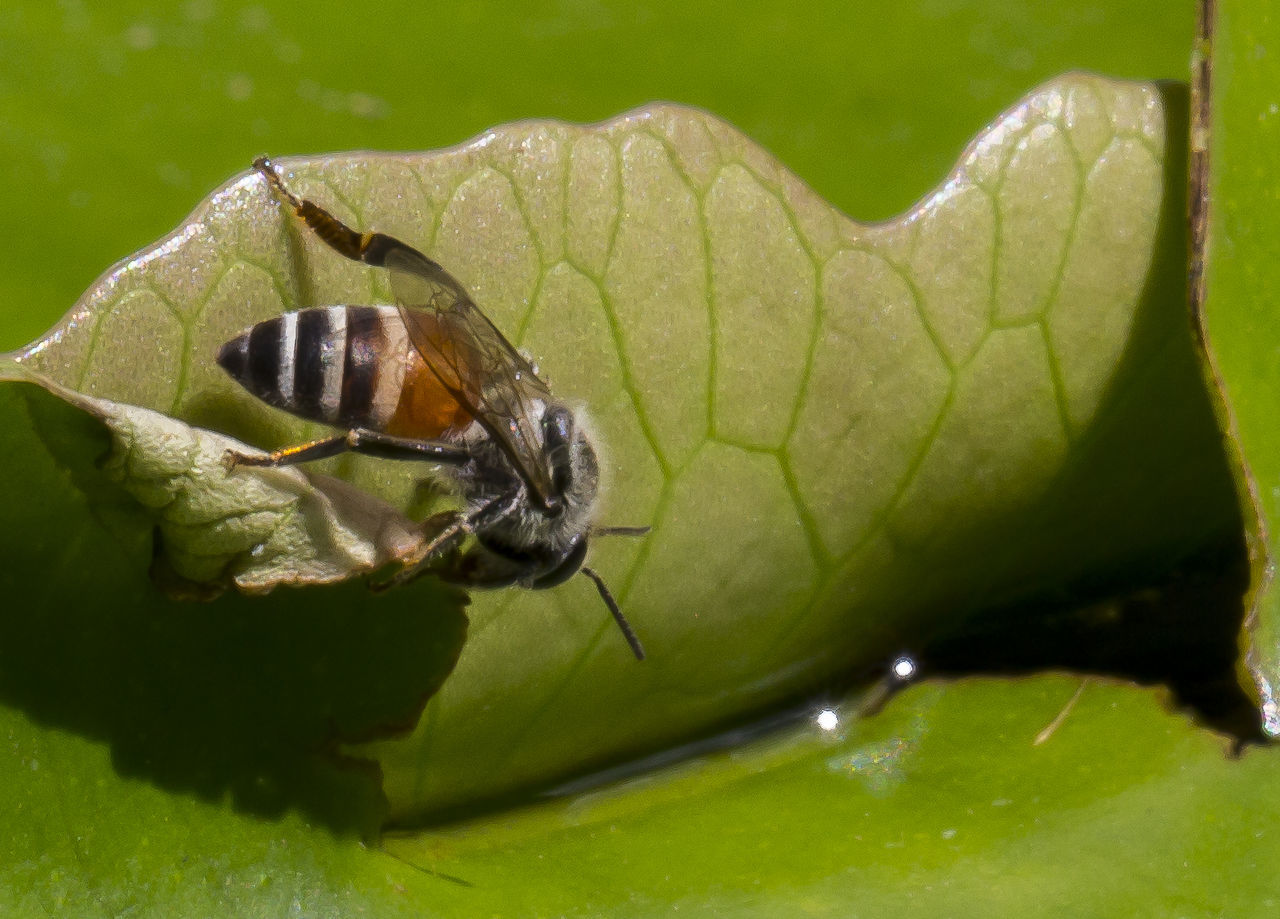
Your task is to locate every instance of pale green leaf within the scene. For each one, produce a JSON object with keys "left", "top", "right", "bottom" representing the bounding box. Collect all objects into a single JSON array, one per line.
[{"left": 4, "top": 75, "right": 1236, "bottom": 821}]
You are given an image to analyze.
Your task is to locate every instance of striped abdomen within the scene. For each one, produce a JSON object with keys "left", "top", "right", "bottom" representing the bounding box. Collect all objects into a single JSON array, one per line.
[{"left": 217, "top": 305, "right": 470, "bottom": 438}]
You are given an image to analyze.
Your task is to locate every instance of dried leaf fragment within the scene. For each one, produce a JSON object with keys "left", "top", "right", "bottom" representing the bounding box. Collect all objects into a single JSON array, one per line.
[{"left": 18, "top": 371, "right": 422, "bottom": 594}]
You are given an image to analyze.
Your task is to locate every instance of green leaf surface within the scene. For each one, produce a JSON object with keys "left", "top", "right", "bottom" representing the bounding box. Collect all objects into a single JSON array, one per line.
[
  {"left": 0, "top": 688, "right": 427, "bottom": 919},
  {"left": 385, "top": 675, "right": 1280, "bottom": 918},
  {"left": 6, "top": 1, "right": 1264, "bottom": 917},
  {"left": 6, "top": 76, "right": 1239, "bottom": 821},
  {"left": 1201, "top": 0, "right": 1280, "bottom": 731}
]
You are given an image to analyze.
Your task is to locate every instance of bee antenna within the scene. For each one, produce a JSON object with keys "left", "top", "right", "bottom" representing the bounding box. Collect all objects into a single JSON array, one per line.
[
  {"left": 591, "top": 525, "right": 651, "bottom": 538},
  {"left": 580, "top": 566, "right": 645, "bottom": 661}
]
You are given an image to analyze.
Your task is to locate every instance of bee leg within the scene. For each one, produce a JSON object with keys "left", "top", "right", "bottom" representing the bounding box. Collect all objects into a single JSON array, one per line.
[
  {"left": 369, "top": 510, "right": 470, "bottom": 593},
  {"left": 225, "top": 428, "right": 470, "bottom": 470},
  {"left": 373, "top": 490, "right": 524, "bottom": 591},
  {"left": 225, "top": 433, "right": 352, "bottom": 469}
]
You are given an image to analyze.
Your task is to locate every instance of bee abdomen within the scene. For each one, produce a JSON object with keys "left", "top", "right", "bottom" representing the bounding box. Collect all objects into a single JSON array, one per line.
[{"left": 217, "top": 305, "right": 407, "bottom": 430}]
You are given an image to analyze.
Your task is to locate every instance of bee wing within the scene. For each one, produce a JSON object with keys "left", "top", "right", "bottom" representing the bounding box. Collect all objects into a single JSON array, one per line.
[{"left": 384, "top": 246, "right": 557, "bottom": 508}]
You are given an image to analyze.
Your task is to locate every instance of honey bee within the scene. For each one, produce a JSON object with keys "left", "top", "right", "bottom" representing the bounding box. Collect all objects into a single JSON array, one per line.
[{"left": 217, "top": 158, "right": 647, "bottom": 660}]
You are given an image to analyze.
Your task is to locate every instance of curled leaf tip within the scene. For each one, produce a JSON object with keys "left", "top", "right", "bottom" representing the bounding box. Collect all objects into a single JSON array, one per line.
[{"left": 23, "top": 373, "right": 424, "bottom": 596}]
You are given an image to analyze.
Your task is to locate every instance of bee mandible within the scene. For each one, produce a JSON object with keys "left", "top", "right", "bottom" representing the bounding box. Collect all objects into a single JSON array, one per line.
[{"left": 217, "top": 158, "right": 647, "bottom": 660}]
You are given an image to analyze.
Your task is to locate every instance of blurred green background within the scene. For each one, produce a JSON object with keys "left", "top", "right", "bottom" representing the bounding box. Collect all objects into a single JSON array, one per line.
[{"left": 0, "top": 1, "right": 1193, "bottom": 351}]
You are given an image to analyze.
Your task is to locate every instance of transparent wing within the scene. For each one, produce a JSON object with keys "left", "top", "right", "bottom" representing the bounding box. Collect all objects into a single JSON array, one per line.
[{"left": 384, "top": 246, "right": 557, "bottom": 509}]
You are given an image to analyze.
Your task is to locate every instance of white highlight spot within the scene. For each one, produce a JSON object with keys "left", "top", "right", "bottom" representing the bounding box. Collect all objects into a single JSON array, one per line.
[
  {"left": 892, "top": 656, "right": 916, "bottom": 680},
  {"left": 1264, "top": 699, "right": 1280, "bottom": 737},
  {"left": 816, "top": 709, "right": 839, "bottom": 732}
]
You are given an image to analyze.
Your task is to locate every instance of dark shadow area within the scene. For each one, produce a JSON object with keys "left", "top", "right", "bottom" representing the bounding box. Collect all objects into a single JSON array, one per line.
[
  {"left": 815, "top": 82, "right": 1260, "bottom": 743},
  {"left": 832, "top": 81, "right": 1261, "bottom": 738},
  {"left": 907, "top": 537, "right": 1262, "bottom": 743},
  {"left": 0, "top": 384, "right": 469, "bottom": 837},
  {"left": 900, "top": 81, "right": 1261, "bottom": 743}
]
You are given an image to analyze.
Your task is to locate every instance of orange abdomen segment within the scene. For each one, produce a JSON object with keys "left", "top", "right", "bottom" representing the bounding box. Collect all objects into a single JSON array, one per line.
[{"left": 385, "top": 348, "right": 473, "bottom": 438}]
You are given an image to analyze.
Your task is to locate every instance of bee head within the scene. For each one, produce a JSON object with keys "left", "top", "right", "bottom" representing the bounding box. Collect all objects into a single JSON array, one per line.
[{"left": 540, "top": 404, "right": 598, "bottom": 519}]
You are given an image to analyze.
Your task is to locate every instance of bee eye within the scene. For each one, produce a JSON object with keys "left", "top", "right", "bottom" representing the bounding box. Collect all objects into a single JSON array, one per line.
[
  {"left": 542, "top": 406, "right": 575, "bottom": 501},
  {"left": 529, "top": 536, "right": 588, "bottom": 589}
]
